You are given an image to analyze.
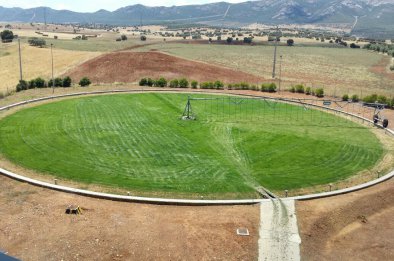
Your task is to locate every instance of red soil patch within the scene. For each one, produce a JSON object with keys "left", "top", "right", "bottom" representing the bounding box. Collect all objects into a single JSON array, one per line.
[
  {"left": 369, "top": 56, "right": 394, "bottom": 81},
  {"left": 65, "top": 51, "right": 265, "bottom": 84}
]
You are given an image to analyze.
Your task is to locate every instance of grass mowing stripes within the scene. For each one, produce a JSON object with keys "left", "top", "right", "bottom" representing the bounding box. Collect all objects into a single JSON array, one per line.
[{"left": 0, "top": 93, "right": 384, "bottom": 198}]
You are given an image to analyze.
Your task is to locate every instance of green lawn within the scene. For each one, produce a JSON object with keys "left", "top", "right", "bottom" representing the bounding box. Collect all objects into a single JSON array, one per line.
[{"left": 0, "top": 93, "right": 384, "bottom": 198}]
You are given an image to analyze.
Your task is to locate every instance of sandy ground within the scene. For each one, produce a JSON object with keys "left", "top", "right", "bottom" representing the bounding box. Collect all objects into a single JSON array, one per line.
[
  {"left": 297, "top": 178, "right": 394, "bottom": 260},
  {"left": 0, "top": 176, "right": 259, "bottom": 261},
  {"left": 64, "top": 51, "right": 265, "bottom": 84}
]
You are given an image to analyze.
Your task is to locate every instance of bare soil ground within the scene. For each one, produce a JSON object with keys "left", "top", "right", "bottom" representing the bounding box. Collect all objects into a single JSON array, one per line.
[
  {"left": 0, "top": 176, "right": 259, "bottom": 261},
  {"left": 65, "top": 51, "right": 265, "bottom": 84},
  {"left": 369, "top": 56, "right": 394, "bottom": 81},
  {"left": 297, "top": 178, "right": 394, "bottom": 261}
]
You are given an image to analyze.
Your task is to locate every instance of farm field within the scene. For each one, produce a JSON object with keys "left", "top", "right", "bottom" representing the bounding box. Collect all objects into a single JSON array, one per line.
[
  {"left": 0, "top": 40, "right": 100, "bottom": 94},
  {"left": 135, "top": 43, "right": 394, "bottom": 97},
  {"left": 65, "top": 51, "right": 264, "bottom": 84},
  {"left": 0, "top": 93, "right": 384, "bottom": 198}
]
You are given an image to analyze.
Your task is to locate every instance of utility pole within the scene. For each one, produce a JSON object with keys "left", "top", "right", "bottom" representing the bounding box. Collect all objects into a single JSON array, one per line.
[
  {"left": 279, "top": 55, "right": 283, "bottom": 92},
  {"left": 44, "top": 7, "right": 47, "bottom": 28},
  {"left": 18, "top": 39, "right": 23, "bottom": 82},
  {"left": 51, "top": 44, "right": 54, "bottom": 94},
  {"left": 272, "top": 26, "right": 280, "bottom": 79}
]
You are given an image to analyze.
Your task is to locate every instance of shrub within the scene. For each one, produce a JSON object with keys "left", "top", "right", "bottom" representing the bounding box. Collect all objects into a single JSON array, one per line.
[
  {"left": 243, "top": 37, "right": 252, "bottom": 44},
  {"left": 146, "top": 78, "right": 154, "bottom": 87},
  {"left": 377, "top": 95, "right": 388, "bottom": 104},
  {"left": 262, "top": 83, "right": 277, "bottom": 92},
  {"left": 178, "top": 78, "right": 189, "bottom": 88},
  {"left": 390, "top": 65, "right": 394, "bottom": 71},
  {"left": 79, "top": 77, "right": 91, "bottom": 87},
  {"left": 140, "top": 35, "right": 147, "bottom": 41},
  {"left": 305, "top": 87, "right": 311, "bottom": 95},
  {"left": 295, "top": 84, "right": 305, "bottom": 93},
  {"left": 191, "top": 80, "right": 198, "bottom": 89},
  {"left": 214, "top": 80, "right": 224, "bottom": 90},
  {"left": 154, "top": 77, "right": 167, "bottom": 87},
  {"left": 48, "top": 77, "right": 63, "bottom": 87},
  {"left": 287, "top": 39, "right": 294, "bottom": 46},
  {"left": 289, "top": 86, "right": 296, "bottom": 93},
  {"left": 139, "top": 78, "right": 147, "bottom": 86},
  {"left": 34, "top": 77, "right": 46, "bottom": 88},
  {"left": 121, "top": 34, "right": 127, "bottom": 41},
  {"left": 1, "top": 30, "right": 14, "bottom": 43},
  {"left": 226, "top": 37, "right": 233, "bottom": 44},
  {"left": 362, "top": 94, "right": 376, "bottom": 103},
  {"left": 315, "top": 88, "right": 324, "bottom": 98},
  {"left": 63, "top": 76, "right": 72, "bottom": 87},
  {"left": 28, "top": 79, "right": 36, "bottom": 89},
  {"left": 28, "top": 38, "right": 46, "bottom": 47},
  {"left": 342, "top": 94, "right": 349, "bottom": 101},
  {"left": 169, "top": 79, "right": 179, "bottom": 88},
  {"left": 16, "top": 80, "right": 28, "bottom": 92},
  {"left": 227, "top": 83, "right": 233, "bottom": 90},
  {"left": 240, "top": 82, "right": 250, "bottom": 90},
  {"left": 200, "top": 82, "right": 214, "bottom": 89}
]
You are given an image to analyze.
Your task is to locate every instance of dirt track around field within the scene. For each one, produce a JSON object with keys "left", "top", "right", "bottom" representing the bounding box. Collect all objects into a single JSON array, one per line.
[
  {"left": 64, "top": 51, "right": 265, "bottom": 85},
  {"left": 0, "top": 176, "right": 259, "bottom": 261},
  {"left": 297, "top": 178, "right": 394, "bottom": 260}
]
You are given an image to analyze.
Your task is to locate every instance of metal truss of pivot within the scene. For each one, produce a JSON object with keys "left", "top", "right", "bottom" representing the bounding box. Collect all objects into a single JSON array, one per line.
[{"left": 182, "top": 96, "right": 196, "bottom": 120}]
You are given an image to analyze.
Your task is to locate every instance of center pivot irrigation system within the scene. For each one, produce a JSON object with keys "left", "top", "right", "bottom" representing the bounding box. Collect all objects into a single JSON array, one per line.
[{"left": 182, "top": 95, "right": 390, "bottom": 129}]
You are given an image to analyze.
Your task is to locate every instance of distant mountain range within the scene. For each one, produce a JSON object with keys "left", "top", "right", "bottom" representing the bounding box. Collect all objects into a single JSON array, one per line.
[{"left": 1, "top": 0, "right": 393, "bottom": 39}]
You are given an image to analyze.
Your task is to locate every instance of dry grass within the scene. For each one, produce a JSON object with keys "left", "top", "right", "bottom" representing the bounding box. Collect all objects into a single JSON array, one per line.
[
  {"left": 135, "top": 43, "right": 394, "bottom": 97},
  {"left": 0, "top": 42, "right": 100, "bottom": 93}
]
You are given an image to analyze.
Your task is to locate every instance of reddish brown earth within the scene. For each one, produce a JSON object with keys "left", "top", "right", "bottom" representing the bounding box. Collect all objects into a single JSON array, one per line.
[
  {"left": 370, "top": 56, "right": 394, "bottom": 81},
  {"left": 65, "top": 51, "right": 265, "bottom": 84},
  {"left": 0, "top": 176, "right": 259, "bottom": 261},
  {"left": 297, "top": 178, "right": 394, "bottom": 260}
]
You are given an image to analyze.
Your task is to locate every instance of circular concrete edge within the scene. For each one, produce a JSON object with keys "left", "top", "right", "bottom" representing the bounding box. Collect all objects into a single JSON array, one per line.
[{"left": 0, "top": 89, "right": 393, "bottom": 205}]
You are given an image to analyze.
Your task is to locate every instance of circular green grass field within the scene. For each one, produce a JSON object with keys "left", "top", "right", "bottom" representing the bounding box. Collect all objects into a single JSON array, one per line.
[{"left": 0, "top": 93, "right": 384, "bottom": 198}]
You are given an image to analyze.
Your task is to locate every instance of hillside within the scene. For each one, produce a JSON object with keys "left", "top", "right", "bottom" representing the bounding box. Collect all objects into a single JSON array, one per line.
[{"left": 0, "top": 0, "right": 393, "bottom": 38}]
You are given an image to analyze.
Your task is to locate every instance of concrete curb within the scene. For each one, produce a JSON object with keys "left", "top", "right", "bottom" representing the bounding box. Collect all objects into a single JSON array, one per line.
[{"left": 0, "top": 90, "right": 393, "bottom": 205}]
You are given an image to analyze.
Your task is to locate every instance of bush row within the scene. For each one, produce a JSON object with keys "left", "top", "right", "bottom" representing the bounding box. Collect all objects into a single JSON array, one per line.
[
  {"left": 139, "top": 78, "right": 279, "bottom": 93},
  {"left": 342, "top": 93, "right": 394, "bottom": 109},
  {"left": 16, "top": 77, "right": 91, "bottom": 92},
  {"left": 289, "top": 84, "right": 324, "bottom": 97}
]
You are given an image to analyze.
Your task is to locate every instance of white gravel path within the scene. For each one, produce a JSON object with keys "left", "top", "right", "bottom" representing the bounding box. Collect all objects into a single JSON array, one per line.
[{"left": 258, "top": 199, "right": 301, "bottom": 261}]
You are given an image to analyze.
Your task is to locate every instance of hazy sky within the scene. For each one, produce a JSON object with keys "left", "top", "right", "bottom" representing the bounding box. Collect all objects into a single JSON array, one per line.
[{"left": 0, "top": 0, "right": 247, "bottom": 12}]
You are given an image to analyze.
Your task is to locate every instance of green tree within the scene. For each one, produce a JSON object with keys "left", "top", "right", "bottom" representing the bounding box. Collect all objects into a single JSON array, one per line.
[
  {"left": 178, "top": 78, "right": 189, "bottom": 88},
  {"left": 121, "top": 34, "right": 128, "bottom": 41},
  {"left": 154, "top": 77, "right": 167, "bottom": 87},
  {"left": 16, "top": 80, "right": 28, "bottom": 92},
  {"left": 79, "top": 77, "right": 91, "bottom": 87},
  {"left": 315, "top": 88, "right": 324, "bottom": 98},
  {"left": 169, "top": 79, "right": 179, "bottom": 88},
  {"left": 28, "top": 38, "right": 46, "bottom": 47},
  {"left": 34, "top": 77, "right": 46, "bottom": 88},
  {"left": 287, "top": 39, "right": 294, "bottom": 46},
  {"left": 63, "top": 76, "right": 72, "bottom": 87},
  {"left": 191, "top": 80, "right": 198, "bottom": 89},
  {"left": 342, "top": 94, "right": 349, "bottom": 101},
  {"left": 1, "top": 30, "right": 14, "bottom": 43},
  {"left": 140, "top": 35, "right": 147, "bottom": 41}
]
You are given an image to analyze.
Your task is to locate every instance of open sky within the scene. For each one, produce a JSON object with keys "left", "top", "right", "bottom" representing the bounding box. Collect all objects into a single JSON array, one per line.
[{"left": 0, "top": 0, "right": 247, "bottom": 12}]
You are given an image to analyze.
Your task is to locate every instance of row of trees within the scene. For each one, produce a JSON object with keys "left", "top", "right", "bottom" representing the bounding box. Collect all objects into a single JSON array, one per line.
[
  {"left": 289, "top": 84, "right": 324, "bottom": 97},
  {"left": 16, "top": 77, "right": 91, "bottom": 92},
  {"left": 138, "top": 77, "right": 280, "bottom": 93},
  {"left": 363, "top": 43, "right": 394, "bottom": 57}
]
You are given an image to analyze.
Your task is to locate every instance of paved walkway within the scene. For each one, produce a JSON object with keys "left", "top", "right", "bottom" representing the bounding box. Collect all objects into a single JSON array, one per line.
[{"left": 258, "top": 199, "right": 301, "bottom": 261}]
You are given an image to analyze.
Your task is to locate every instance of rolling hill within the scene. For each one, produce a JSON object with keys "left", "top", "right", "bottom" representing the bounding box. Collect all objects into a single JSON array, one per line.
[{"left": 0, "top": 0, "right": 393, "bottom": 38}]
